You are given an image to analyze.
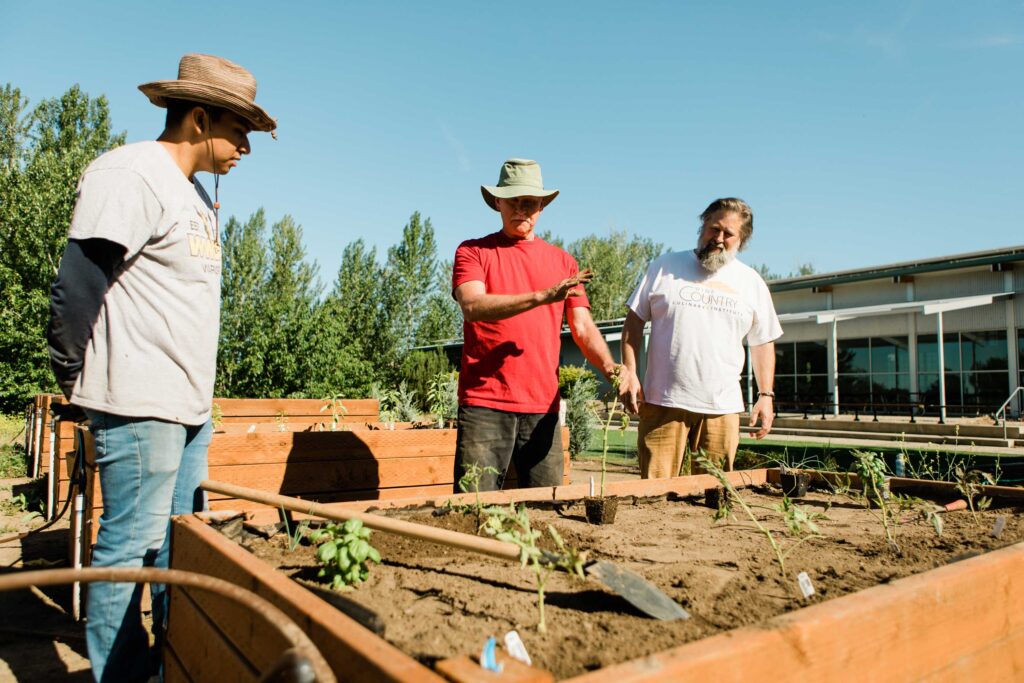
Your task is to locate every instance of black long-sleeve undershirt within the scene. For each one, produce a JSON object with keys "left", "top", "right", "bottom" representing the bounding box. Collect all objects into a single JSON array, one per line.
[{"left": 47, "top": 238, "right": 126, "bottom": 399}]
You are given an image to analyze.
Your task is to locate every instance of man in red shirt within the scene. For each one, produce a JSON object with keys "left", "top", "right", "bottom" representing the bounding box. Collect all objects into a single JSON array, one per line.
[{"left": 452, "top": 158, "right": 635, "bottom": 491}]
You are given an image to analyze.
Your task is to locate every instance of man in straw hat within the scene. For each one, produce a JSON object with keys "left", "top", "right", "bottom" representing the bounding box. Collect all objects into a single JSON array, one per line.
[
  {"left": 46, "top": 53, "right": 275, "bottom": 681},
  {"left": 619, "top": 198, "right": 781, "bottom": 479},
  {"left": 451, "top": 158, "right": 637, "bottom": 492}
]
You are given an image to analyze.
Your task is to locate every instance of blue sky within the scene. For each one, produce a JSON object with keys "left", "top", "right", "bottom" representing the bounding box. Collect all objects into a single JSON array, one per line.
[{"left": 3, "top": 1, "right": 1022, "bottom": 286}]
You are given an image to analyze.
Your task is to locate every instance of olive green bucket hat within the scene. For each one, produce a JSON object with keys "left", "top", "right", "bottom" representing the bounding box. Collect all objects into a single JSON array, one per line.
[{"left": 481, "top": 158, "right": 559, "bottom": 211}]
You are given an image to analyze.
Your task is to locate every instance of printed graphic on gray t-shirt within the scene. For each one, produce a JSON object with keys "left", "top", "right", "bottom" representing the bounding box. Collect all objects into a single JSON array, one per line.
[{"left": 68, "top": 141, "right": 221, "bottom": 425}]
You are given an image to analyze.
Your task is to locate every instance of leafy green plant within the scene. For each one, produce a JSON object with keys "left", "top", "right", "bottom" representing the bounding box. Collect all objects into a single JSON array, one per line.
[
  {"left": 565, "top": 375, "right": 598, "bottom": 459},
  {"left": 426, "top": 371, "right": 458, "bottom": 427},
  {"left": 370, "top": 381, "right": 421, "bottom": 424},
  {"left": 480, "top": 503, "right": 586, "bottom": 633},
  {"left": 309, "top": 518, "right": 382, "bottom": 591},
  {"left": 458, "top": 462, "right": 501, "bottom": 528},
  {"left": 851, "top": 450, "right": 898, "bottom": 552},
  {"left": 211, "top": 402, "right": 224, "bottom": 430},
  {"left": 953, "top": 466, "right": 995, "bottom": 526},
  {"left": 558, "top": 365, "right": 597, "bottom": 398},
  {"left": 698, "top": 455, "right": 823, "bottom": 583},
  {"left": 320, "top": 393, "right": 348, "bottom": 431},
  {"left": 892, "top": 493, "right": 944, "bottom": 537},
  {"left": 0, "top": 444, "right": 26, "bottom": 479}
]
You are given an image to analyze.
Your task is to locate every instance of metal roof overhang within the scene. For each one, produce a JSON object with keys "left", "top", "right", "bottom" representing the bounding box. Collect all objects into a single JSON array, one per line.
[{"left": 777, "top": 291, "right": 1015, "bottom": 326}]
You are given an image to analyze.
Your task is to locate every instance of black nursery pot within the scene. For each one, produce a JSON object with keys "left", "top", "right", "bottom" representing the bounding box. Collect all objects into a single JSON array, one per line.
[
  {"left": 779, "top": 472, "right": 810, "bottom": 498},
  {"left": 584, "top": 496, "right": 618, "bottom": 525},
  {"left": 704, "top": 486, "right": 733, "bottom": 510}
]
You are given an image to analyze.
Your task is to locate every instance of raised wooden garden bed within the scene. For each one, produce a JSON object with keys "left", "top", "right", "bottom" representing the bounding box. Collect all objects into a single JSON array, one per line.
[{"left": 167, "top": 470, "right": 1024, "bottom": 682}]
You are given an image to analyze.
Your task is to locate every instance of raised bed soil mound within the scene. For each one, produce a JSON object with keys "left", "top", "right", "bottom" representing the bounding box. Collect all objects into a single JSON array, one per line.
[{"left": 239, "top": 485, "right": 1023, "bottom": 680}]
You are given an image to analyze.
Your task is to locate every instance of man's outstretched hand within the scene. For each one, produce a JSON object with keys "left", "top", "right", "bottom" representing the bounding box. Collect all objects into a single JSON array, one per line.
[{"left": 550, "top": 268, "right": 594, "bottom": 302}]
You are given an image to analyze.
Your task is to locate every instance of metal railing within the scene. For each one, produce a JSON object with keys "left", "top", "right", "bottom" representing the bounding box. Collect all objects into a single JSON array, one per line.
[{"left": 996, "top": 386, "right": 1024, "bottom": 440}]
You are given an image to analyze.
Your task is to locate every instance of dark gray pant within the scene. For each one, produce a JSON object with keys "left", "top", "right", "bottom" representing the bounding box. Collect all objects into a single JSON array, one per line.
[{"left": 454, "top": 405, "right": 563, "bottom": 492}]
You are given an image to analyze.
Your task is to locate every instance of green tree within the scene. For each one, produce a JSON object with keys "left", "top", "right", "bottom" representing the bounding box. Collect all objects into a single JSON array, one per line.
[
  {"left": 372, "top": 212, "right": 439, "bottom": 380},
  {"left": 307, "top": 238, "right": 386, "bottom": 399},
  {"left": 752, "top": 262, "right": 817, "bottom": 281},
  {"left": 263, "top": 215, "right": 322, "bottom": 396},
  {"left": 0, "top": 84, "right": 124, "bottom": 411},
  {"left": 217, "top": 211, "right": 270, "bottom": 396},
  {"left": 568, "top": 230, "right": 665, "bottom": 321},
  {"left": 416, "top": 259, "right": 461, "bottom": 344}
]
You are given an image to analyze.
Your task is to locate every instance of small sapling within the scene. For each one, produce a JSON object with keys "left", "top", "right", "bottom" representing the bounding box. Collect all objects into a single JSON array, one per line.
[
  {"left": 851, "top": 450, "right": 899, "bottom": 552},
  {"left": 954, "top": 466, "right": 995, "bottom": 526},
  {"left": 481, "top": 503, "right": 586, "bottom": 633},
  {"left": 698, "top": 455, "right": 823, "bottom": 584}
]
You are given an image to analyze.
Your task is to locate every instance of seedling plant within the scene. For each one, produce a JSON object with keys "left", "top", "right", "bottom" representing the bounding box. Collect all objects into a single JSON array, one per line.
[
  {"left": 481, "top": 503, "right": 586, "bottom": 633},
  {"left": 850, "top": 450, "right": 899, "bottom": 552},
  {"left": 457, "top": 462, "right": 501, "bottom": 529},
  {"left": 309, "top": 518, "right": 382, "bottom": 591},
  {"left": 954, "top": 466, "right": 995, "bottom": 526},
  {"left": 320, "top": 394, "right": 348, "bottom": 431},
  {"left": 426, "top": 371, "right": 459, "bottom": 428},
  {"left": 589, "top": 367, "right": 630, "bottom": 499},
  {"left": 698, "top": 455, "right": 824, "bottom": 584}
]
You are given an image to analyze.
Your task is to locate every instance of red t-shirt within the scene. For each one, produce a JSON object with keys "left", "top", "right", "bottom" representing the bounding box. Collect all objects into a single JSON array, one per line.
[{"left": 452, "top": 232, "right": 590, "bottom": 413}]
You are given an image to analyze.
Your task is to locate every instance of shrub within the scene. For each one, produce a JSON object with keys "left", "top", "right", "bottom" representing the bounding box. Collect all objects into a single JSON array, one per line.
[
  {"left": 565, "top": 376, "right": 598, "bottom": 458},
  {"left": 558, "top": 365, "right": 597, "bottom": 398}
]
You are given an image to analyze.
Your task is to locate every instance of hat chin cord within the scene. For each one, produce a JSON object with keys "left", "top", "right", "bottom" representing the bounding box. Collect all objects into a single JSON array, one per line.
[{"left": 202, "top": 110, "right": 221, "bottom": 243}]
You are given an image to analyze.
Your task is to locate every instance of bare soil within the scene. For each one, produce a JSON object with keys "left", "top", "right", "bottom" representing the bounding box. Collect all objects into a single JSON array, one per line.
[{"left": 239, "top": 483, "right": 1024, "bottom": 680}]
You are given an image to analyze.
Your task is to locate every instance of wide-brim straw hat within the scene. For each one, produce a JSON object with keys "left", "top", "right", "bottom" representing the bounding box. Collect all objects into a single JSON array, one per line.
[
  {"left": 481, "top": 158, "right": 559, "bottom": 211},
  {"left": 138, "top": 53, "right": 276, "bottom": 133}
]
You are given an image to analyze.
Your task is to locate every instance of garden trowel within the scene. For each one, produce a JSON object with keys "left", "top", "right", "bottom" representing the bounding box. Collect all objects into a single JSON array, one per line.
[{"left": 202, "top": 480, "right": 689, "bottom": 621}]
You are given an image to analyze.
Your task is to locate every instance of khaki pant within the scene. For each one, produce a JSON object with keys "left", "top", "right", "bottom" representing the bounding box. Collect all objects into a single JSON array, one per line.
[{"left": 637, "top": 403, "right": 740, "bottom": 478}]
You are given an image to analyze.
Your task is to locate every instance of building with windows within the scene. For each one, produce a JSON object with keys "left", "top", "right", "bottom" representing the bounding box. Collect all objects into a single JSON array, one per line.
[{"left": 560, "top": 245, "right": 1024, "bottom": 418}]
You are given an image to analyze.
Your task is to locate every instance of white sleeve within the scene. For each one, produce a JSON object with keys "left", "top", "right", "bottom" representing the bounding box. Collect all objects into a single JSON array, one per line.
[
  {"left": 68, "top": 168, "right": 164, "bottom": 259},
  {"left": 745, "top": 276, "right": 783, "bottom": 346},
  {"left": 626, "top": 260, "right": 657, "bottom": 322}
]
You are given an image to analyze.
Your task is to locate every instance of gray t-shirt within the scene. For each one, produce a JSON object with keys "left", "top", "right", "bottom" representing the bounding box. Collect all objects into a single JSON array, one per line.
[{"left": 69, "top": 141, "right": 221, "bottom": 425}]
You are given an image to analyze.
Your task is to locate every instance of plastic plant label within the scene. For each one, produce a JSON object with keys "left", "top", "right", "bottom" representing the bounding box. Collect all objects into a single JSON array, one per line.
[
  {"left": 992, "top": 515, "right": 1007, "bottom": 538},
  {"left": 797, "top": 571, "right": 815, "bottom": 598},
  {"left": 480, "top": 636, "right": 503, "bottom": 673},
  {"left": 504, "top": 630, "right": 532, "bottom": 665}
]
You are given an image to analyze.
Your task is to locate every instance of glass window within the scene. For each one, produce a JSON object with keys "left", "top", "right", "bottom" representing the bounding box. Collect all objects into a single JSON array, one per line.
[
  {"left": 838, "top": 374, "right": 871, "bottom": 401},
  {"left": 774, "top": 375, "right": 796, "bottom": 403},
  {"left": 917, "top": 334, "right": 961, "bottom": 373},
  {"left": 795, "top": 341, "right": 828, "bottom": 375},
  {"left": 961, "top": 331, "right": 1007, "bottom": 371},
  {"left": 775, "top": 342, "right": 795, "bottom": 375},
  {"left": 871, "top": 336, "right": 909, "bottom": 374},
  {"left": 795, "top": 374, "right": 828, "bottom": 401},
  {"left": 963, "top": 372, "right": 1009, "bottom": 407},
  {"left": 838, "top": 338, "right": 870, "bottom": 374},
  {"left": 917, "top": 372, "right": 963, "bottom": 405}
]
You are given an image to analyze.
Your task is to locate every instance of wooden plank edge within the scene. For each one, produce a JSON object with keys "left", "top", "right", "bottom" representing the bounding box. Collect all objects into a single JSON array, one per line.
[
  {"left": 172, "top": 516, "right": 448, "bottom": 683},
  {"left": 562, "top": 540, "right": 1024, "bottom": 682}
]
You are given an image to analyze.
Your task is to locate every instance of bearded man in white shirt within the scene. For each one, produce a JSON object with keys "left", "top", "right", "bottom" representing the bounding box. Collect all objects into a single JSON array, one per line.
[{"left": 618, "top": 198, "right": 782, "bottom": 478}]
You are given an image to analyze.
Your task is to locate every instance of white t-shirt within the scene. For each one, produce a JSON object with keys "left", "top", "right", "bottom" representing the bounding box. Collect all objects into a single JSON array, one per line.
[
  {"left": 627, "top": 250, "right": 782, "bottom": 415},
  {"left": 69, "top": 141, "right": 221, "bottom": 425}
]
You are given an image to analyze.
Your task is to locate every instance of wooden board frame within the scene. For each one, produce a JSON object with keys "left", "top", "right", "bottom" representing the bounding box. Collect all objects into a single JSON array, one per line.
[{"left": 168, "top": 469, "right": 1024, "bottom": 681}]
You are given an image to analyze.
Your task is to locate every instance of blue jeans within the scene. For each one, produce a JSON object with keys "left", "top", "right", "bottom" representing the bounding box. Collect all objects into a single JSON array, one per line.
[{"left": 85, "top": 410, "right": 211, "bottom": 683}]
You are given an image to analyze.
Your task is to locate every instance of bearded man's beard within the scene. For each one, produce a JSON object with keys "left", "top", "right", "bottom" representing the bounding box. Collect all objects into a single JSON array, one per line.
[{"left": 697, "top": 240, "right": 735, "bottom": 272}]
